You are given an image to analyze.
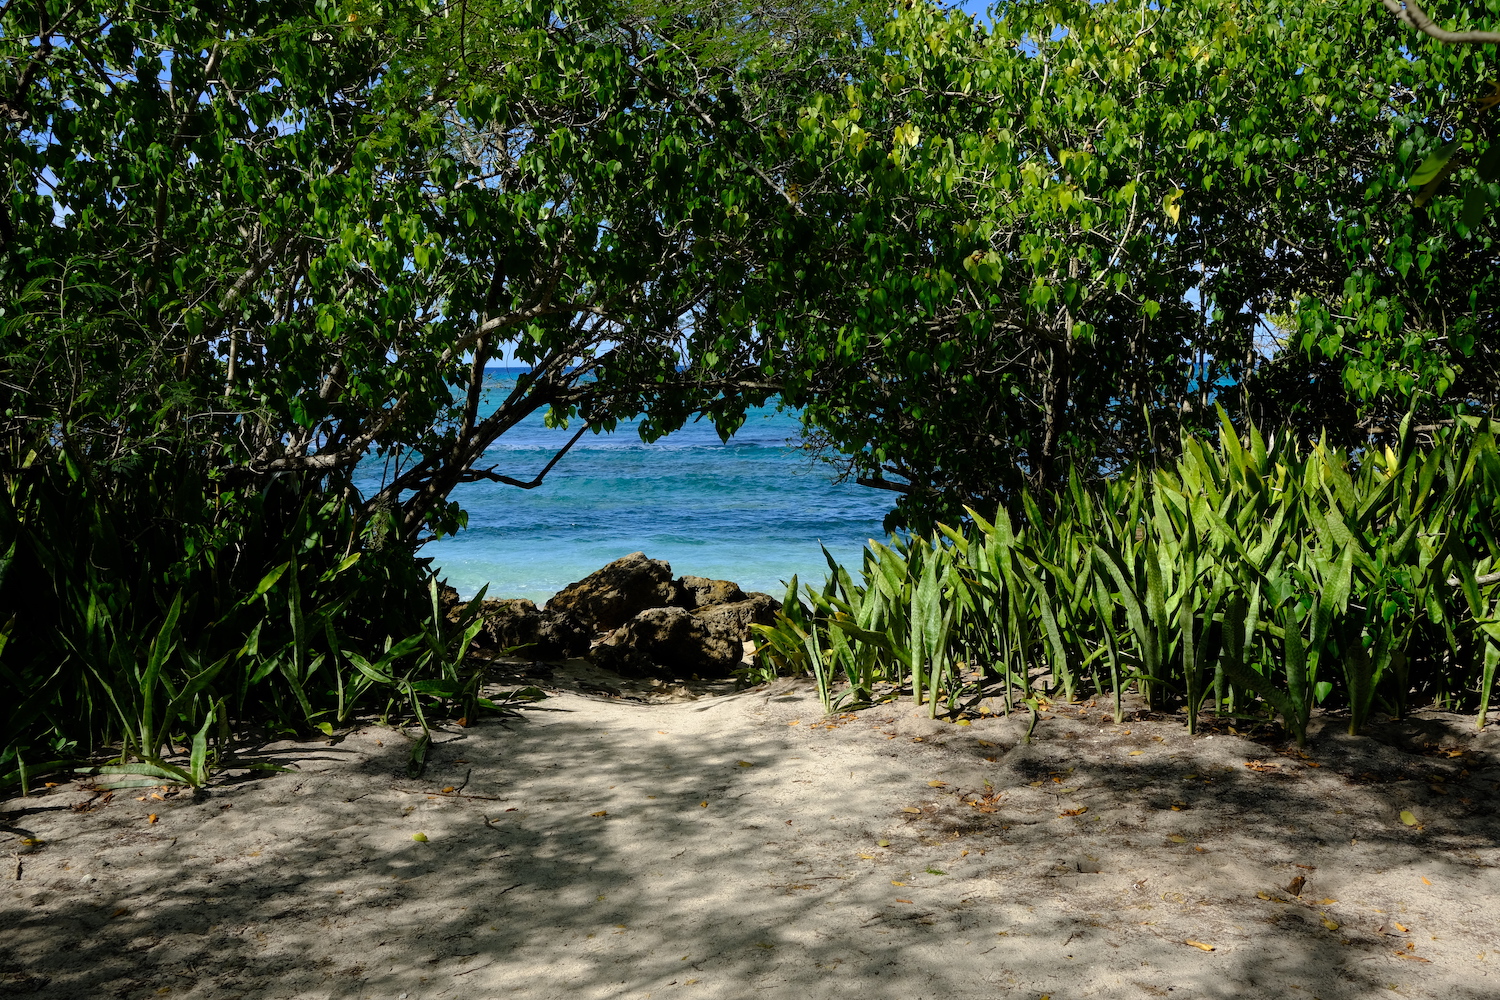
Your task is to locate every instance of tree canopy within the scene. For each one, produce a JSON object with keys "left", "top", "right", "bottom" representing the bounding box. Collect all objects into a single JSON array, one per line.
[
  {"left": 0, "top": 0, "right": 868, "bottom": 771},
  {"left": 739, "top": 0, "right": 1500, "bottom": 528},
  {"left": 5, "top": 0, "right": 1500, "bottom": 774}
]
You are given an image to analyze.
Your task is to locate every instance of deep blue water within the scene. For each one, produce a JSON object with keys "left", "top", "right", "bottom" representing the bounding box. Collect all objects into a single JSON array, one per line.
[{"left": 355, "top": 369, "right": 892, "bottom": 604}]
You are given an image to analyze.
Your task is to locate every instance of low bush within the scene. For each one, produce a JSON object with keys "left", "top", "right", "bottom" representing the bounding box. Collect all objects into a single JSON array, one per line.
[{"left": 0, "top": 447, "right": 492, "bottom": 793}]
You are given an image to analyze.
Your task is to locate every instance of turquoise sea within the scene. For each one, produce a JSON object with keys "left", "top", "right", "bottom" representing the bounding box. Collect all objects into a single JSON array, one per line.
[{"left": 357, "top": 368, "right": 893, "bottom": 604}]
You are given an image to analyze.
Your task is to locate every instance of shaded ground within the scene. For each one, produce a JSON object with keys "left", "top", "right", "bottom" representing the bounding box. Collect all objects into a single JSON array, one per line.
[{"left": 3, "top": 674, "right": 1498, "bottom": 1000}]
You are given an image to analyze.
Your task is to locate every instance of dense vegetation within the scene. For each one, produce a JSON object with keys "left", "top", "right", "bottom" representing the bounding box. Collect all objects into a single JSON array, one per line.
[
  {"left": 759, "top": 0, "right": 1500, "bottom": 528},
  {"left": 3, "top": 0, "right": 1500, "bottom": 788},
  {"left": 0, "top": 0, "right": 861, "bottom": 788},
  {"left": 754, "top": 412, "right": 1500, "bottom": 741}
]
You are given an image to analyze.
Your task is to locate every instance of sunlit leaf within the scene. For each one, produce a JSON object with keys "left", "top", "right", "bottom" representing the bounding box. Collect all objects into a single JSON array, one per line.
[{"left": 1410, "top": 142, "right": 1459, "bottom": 188}]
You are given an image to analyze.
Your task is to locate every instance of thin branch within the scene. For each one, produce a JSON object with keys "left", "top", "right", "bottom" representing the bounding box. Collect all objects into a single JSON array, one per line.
[
  {"left": 1448, "top": 570, "right": 1500, "bottom": 587},
  {"left": 1379, "top": 0, "right": 1500, "bottom": 44},
  {"left": 460, "top": 421, "right": 591, "bottom": 489},
  {"left": 856, "top": 476, "right": 914, "bottom": 495}
]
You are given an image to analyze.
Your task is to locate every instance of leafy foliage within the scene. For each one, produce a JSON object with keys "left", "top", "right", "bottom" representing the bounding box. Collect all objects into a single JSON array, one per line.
[
  {"left": 744, "top": 0, "right": 1500, "bottom": 530},
  {"left": 0, "top": 0, "right": 867, "bottom": 784},
  {"left": 757, "top": 413, "right": 1500, "bottom": 743}
]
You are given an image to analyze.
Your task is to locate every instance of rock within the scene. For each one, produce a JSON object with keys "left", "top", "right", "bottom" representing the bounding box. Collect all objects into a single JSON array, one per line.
[
  {"left": 468, "top": 599, "right": 589, "bottom": 660},
  {"left": 536, "top": 609, "right": 591, "bottom": 660},
  {"left": 692, "top": 592, "right": 782, "bottom": 644},
  {"left": 547, "top": 552, "right": 682, "bottom": 632},
  {"left": 591, "top": 606, "right": 742, "bottom": 679},
  {"left": 436, "top": 581, "right": 462, "bottom": 616},
  {"left": 472, "top": 598, "right": 543, "bottom": 653},
  {"left": 677, "top": 575, "right": 746, "bottom": 609}
]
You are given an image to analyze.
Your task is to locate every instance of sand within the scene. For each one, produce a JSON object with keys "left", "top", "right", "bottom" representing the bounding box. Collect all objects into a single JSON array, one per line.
[{"left": 3, "top": 669, "right": 1499, "bottom": 1000}]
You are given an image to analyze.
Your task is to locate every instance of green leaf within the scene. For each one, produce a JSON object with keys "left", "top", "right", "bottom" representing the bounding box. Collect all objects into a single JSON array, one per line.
[
  {"left": 1462, "top": 185, "right": 1490, "bottom": 229},
  {"left": 1410, "top": 143, "right": 1458, "bottom": 189}
]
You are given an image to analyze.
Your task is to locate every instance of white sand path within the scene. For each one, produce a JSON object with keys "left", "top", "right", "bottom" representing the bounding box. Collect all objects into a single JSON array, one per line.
[{"left": 4, "top": 678, "right": 1499, "bottom": 999}]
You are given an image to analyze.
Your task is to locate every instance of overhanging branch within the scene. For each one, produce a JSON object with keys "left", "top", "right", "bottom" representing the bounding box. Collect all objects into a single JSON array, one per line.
[
  {"left": 1379, "top": 0, "right": 1500, "bottom": 44},
  {"left": 460, "top": 420, "right": 590, "bottom": 489}
]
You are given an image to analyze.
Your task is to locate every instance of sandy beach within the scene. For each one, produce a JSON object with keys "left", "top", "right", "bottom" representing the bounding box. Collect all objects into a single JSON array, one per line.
[{"left": 3, "top": 672, "right": 1498, "bottom": 1000}]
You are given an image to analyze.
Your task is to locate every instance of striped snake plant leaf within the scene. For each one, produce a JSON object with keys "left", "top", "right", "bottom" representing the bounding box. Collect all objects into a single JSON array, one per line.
[
  {"left": 1090, "top": 542, "right": 1160, "bottom": 688},
  {"left": 1016, "top": 556, "right": 1070, "bottom": 695}
]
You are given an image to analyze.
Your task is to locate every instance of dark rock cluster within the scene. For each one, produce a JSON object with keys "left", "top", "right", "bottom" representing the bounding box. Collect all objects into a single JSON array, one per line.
[{"left": 442, "top": 552, "right": 781, "bottom": 680}]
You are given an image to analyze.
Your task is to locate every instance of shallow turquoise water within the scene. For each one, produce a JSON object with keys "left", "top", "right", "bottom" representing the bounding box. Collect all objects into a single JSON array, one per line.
[{"left": 356, "top": 369, "right": 892, "bottom": 603}]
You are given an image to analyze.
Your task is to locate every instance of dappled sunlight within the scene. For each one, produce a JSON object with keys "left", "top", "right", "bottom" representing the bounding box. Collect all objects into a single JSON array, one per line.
[{"left": 4, "top": 682, "right": 1497, "bottom": 998}]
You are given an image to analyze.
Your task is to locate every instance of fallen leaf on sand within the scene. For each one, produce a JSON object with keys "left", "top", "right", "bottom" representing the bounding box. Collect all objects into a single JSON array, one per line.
[
  {"left": 891, "top": 881, "right": 907, "bottom": 886},
  {"left": 441, "top": 786, "right": 455, "bottom": 793},
  {"left": 1166, "top": 835, "right": 1187, "bottom": 843},
  {"left": 1400, "top": 810, "right": 1419, "bottom": 826},
  {"left": 590, "top": 810, "right": 607, "bottom": 817},
  {"left": 1421, "top": 876, "right": 1432, "bottom": 885},
  {"left": 699, "top": 801, "right": 708, "bottom": 808},
  {"left": 858, "top": 853, "right": 876, "bottom": 860},
  {"left": 411, "top": 832, "right": 428, "bottom": 842},
  {"left": 1394, "top": 922, "right": 1409, "bottom": 933},
  {"left": 976, "top": 740, "right": 996, "bottom": 747},
  {"left": 895, "top": 898, "right": 914, "bottom": 904},
  {"left": 1059, "top": 808, "right": 1088, "bottom": 817},
  {"left": 737, "top": 761, "right": 754, "bottom": 768},
  {"left": 147, "top": 814, "right": 158, "bottom": 824},
  {"left": 111, "top": 908, "right": 129, "bottom": 918},
  {"left": 1320, "top": 914, "right": 1339, "bottom": 931},
  {"left": 1185, "top": 940, "right": 1215, "bottom": 952},
  {"left": 877, "top": 839, "right": 890, "bottom": 847},
  {"left": 902, "top": 807, "right": 922, "bottom": 814},
  {"left": 1286, "top": 876, "right": 1306, "bottom": 896},
  {"left": 928, "top": 780, "right": 947, "bottom": 787},
  {"left": 1128, "top": 751, "right": 1144, "bottom": 756}
]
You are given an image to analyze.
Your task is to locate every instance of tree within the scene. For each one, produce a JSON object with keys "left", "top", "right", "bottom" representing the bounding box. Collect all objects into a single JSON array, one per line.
[
  {"left": 0, "top": 0, "right": 867, "bottom": 768},
  {"left": 743, "top": 0, "right": 1500, "bottom": 529}
]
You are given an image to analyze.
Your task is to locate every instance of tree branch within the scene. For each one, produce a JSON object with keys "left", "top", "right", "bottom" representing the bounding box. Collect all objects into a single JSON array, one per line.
[
  {"left": 856, "top": 476, "right": 914, "bottom": 495},
  {"left": 1379, "top": 0, "right": 1500, "bottom": 44},
  {"left": 459, "top": 421, "right": 590, "bottom": 489}
]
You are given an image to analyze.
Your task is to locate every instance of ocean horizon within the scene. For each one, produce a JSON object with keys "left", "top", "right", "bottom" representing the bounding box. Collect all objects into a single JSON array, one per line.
[{"left": 355, "top": 368, "right": 894, "bottom": 605}]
